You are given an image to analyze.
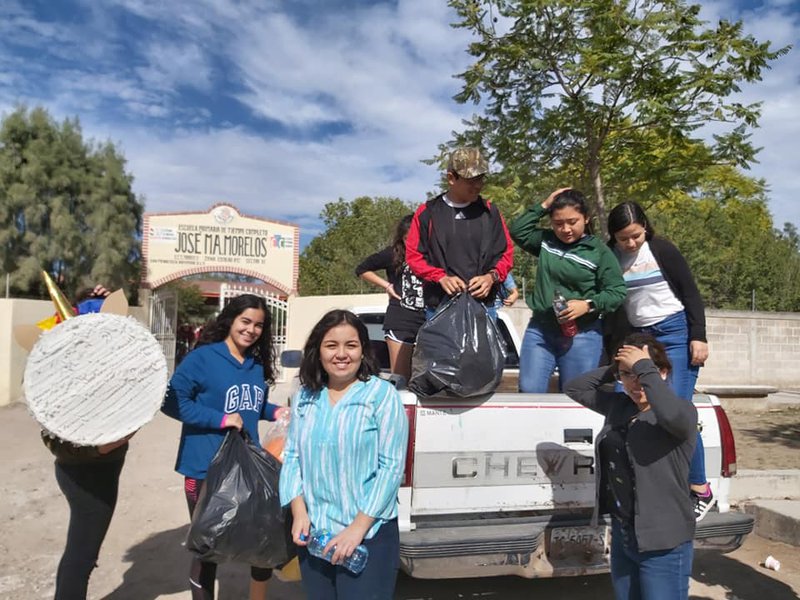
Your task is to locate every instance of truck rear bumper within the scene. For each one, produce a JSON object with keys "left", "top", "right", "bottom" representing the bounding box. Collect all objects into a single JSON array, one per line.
[
  {"left": 694, "top": 511, "right": 755, "bottom": 552},
  {"left": 399, "top": 520, "right": 608, "bottom": 579},
  {"left": 399, "top": 511, "right": 755, "bottom": 579}
]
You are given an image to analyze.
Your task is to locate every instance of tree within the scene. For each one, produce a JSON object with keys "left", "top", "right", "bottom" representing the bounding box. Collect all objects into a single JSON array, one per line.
[
  {"left": 447, "top": 0, "right": 789, "bottom": 236},
  {"left": 299, "top": 196, "right": 416, "bottom": 295},
  {"left": 162, "top": 280, "right": 213, "bottom": 325},
  {"left": 0, "top": 106, "right": 143, "bottom": 299},
  {"left": 650, "top": 166, "right": 800, "bottom": 311}
]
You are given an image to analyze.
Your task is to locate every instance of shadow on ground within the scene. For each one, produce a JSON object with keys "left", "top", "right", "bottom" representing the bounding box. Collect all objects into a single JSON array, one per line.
[
  {"left": 740, "top": 419, "right": 800, "bottom": 450},
  {"left": 102, "top": 524, "right": 192, "bottom": 599},
  {"left": 691, "top": 550, "right": 797, "bottom": 600},
  {"left": 101, "top": 525, "right": 302, "bottom": 600}
]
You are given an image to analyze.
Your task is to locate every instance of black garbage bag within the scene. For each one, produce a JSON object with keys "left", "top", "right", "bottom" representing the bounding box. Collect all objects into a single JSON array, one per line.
[
  {"left": 409, "top": 293, "right": 506, "bottom": 398},
  {"left": 186, "top": 430, "right": 295, "bottom": 568}
]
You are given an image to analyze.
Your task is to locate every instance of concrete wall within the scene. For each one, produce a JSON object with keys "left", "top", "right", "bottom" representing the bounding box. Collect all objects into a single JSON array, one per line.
[
  {"left": 701, "top": 310, "right": 800, "bottom": 388},
  {"left": 0, "top": 299, "right": 55, "bottom": 407}
]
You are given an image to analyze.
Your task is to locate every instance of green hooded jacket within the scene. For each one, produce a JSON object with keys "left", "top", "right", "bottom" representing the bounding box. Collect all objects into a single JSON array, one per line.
[{"left": 510, "top": 204, "right": 626, "bottom": 331}]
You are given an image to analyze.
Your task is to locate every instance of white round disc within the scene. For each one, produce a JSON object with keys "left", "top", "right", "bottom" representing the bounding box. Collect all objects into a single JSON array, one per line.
[{"left": 24, "top": 312, "right": 168, "bottom": 445}]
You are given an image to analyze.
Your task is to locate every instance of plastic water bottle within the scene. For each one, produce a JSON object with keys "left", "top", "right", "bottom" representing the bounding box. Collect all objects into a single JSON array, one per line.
[
  {"left": 304, "top": 530, "right": 369, "bottom": 574},
  {"left": 552, "top": 290, "right": 578, "bottom": 338}
]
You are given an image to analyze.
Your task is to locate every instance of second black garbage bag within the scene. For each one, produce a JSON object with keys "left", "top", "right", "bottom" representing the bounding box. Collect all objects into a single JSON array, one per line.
[
  {"left": 186, "top": 430, "right": 295, "bottom": 568},
  {"left": 409, "top": 293, "right": 506, "bottom": 398}
]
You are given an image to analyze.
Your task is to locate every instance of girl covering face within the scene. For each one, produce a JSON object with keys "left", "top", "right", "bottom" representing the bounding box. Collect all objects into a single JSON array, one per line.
[{"left": 565, "top": 334, "right": 698, "bottom": 600}]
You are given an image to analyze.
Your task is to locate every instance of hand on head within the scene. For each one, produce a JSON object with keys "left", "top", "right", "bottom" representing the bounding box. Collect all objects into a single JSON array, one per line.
[
  {"left": 541, "top": 187, "right": 572, "bottom": 209},
  {"left": 615, "top": 344, "right": 651, "bottom": 372}
]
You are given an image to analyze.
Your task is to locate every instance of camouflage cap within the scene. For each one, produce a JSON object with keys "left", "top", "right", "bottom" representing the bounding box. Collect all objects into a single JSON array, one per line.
[{"left": 447, "top": 147, "right": 489, "bottom": 178}]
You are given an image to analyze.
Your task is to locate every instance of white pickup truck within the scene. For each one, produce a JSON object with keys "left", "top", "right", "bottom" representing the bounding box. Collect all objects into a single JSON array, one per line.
[{"left": 349, "top": 305, "right": 755, "bottom": 580}]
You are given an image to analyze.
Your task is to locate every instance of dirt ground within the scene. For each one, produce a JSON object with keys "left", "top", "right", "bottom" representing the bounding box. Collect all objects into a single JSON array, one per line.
[
  {"left": 725, "top": 405, "right": 800, "bottom": 470},
  {"left": 1, "top": 396, "right": 798, "bottom": 599}
]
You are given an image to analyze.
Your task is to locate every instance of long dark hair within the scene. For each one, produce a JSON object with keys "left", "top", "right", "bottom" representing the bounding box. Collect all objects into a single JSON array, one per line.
[
  {"left": 299, "top": 309, "right": 378, "bottom": 393},
  {"left": 198, "top": 294, "right": 276, "bottom": 385},
  {"left": 607, "top": 201, "right": 655, "bottom": 247},
  {"left": 392, "top": 214, "right": 414, "bottom": 272},
  {"left": 548, "top": 189, "right": 594, "bottom": 234}
]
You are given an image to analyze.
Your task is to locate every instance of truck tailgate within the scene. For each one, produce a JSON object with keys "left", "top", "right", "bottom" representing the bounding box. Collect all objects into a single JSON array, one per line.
[{"left": 411, "top": 392, "right": 605, "bottom": 515}]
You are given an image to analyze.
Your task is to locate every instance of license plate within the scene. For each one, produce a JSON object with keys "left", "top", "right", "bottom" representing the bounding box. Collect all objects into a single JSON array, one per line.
[{"left": 549, "top": 526, "right": 608, "bottom": 559}]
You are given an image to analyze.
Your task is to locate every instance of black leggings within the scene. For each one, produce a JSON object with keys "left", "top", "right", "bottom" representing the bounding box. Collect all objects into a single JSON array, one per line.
[
  {"left": 184, "top": 477, "right": 271, "bottom": 600},
  {"left": 54, "top": 458, "right": 124, "bottom": 600}
]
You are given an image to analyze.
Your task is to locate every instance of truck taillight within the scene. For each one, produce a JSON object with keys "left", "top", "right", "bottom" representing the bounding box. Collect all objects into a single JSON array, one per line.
[
  {"left": 402, "top": 404, "right": 416, "bottom": 487},
  {"left": 713, "top": 405, "right": 737, "bottom": 477}
]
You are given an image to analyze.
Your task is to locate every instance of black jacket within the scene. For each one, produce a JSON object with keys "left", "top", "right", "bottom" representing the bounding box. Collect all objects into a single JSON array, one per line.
[
  {"left": 405, "top": 195, "right": 513, "bottom": 308},
  {"left": 565, "top": 361, "right": 698, "bottom": 552}
]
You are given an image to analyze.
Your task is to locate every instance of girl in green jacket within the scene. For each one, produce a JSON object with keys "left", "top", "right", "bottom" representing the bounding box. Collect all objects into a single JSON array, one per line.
[{"left": 510, "top": 188, "right": 626, "bottom": 392}]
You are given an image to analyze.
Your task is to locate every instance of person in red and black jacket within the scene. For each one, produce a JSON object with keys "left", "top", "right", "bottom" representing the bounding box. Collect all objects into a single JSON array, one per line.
[{"left": 405, "top": 147, "right": 513, "bottom": 318}]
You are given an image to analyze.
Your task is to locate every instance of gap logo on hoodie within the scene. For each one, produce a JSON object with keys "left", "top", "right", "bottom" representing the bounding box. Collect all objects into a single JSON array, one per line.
[{"left": 224, "top": 384, "right": 264, "bottom": 413}]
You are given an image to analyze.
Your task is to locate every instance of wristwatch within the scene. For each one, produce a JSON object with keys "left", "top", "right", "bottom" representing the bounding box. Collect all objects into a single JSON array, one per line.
[
  {"left": 586, "top": 299, "right": 596, "bottom": 313},
  {"left": 489, "top": 269, "right": 500, "bottom": 283}
]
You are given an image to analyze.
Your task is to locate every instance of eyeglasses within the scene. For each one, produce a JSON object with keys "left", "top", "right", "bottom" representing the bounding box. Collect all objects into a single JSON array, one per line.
[
  {"left": 452, "top": 173, "right": 486, "bottom": 184},
  {"left": 616, "top": 370, "right": 638, "bottom": 381}
]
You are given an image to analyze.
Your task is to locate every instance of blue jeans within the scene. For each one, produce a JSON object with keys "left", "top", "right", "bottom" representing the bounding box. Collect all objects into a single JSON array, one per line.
[
  {"left": 519, "top": 320, "right": 603, "bottom": 393},
  {"left": 633, "top": 311, "right": 705, "bottom": 486},
  {"left": 610, "top": 520, "right": 693, "bottom": 600},
  {"left": 298, "top": 519, "right": 399, "bottom": 600}
]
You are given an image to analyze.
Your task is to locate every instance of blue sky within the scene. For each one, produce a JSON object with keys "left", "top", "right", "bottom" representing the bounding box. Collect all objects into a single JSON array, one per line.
[{"left": 1, "top": 0, "right": 798, "bottom": 250}]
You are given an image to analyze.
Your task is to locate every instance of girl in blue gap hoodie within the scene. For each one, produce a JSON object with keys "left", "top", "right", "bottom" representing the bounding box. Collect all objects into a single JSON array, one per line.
[{"left": 162, "top": 294, "right": 285, "bottom": 600}]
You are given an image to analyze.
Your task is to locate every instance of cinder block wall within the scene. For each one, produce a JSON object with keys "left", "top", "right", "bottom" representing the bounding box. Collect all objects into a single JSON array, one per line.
[{"left": 702, "top": 310, "right": 800, "bottom": 387}]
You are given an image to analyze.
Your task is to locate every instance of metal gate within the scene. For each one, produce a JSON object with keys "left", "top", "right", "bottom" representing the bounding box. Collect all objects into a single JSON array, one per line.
[
  {"left": 219, "top": 283, "right": 289, "bottom": 381},
  {"left": 149, "top": 288, "right": 178, "bottom": 376}
]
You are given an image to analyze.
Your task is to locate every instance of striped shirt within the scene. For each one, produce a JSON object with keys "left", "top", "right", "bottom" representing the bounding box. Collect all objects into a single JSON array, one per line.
[
  {"left": 616, "top": 241, "right": 684, "bottom": 327},
  {"left": 279, "top": 376, "right": 408, "bottom": 539}
]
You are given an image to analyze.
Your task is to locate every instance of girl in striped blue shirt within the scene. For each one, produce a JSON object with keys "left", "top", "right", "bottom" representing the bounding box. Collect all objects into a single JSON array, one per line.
[{"left": 279, "top": 310, "right": 408, "bottom": 599}]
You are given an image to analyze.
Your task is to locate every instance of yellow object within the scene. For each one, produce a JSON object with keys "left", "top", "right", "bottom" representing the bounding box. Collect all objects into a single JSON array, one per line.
[
  {"left": 41, "top": 271, "right": 74, "bottom": 321},
  {"left": 36, "top": 315, "right": 60, "bottom": 331},
  {"left": 276, "top": 556, "right": 302, "bottom": 582}
]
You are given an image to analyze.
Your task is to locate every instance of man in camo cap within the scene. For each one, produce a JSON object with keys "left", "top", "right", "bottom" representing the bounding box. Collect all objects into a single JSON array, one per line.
[{"left": 405, "top": 147, "right": 514, "bottom": 317}]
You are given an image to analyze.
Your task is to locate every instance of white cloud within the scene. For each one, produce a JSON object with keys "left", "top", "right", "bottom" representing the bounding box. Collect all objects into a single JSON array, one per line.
[
  {"left": 1, "top": 0, "right": 797, "bottom": 240},
  {"left": 135, "top": 41, "right": 214, "bottom": 93}
]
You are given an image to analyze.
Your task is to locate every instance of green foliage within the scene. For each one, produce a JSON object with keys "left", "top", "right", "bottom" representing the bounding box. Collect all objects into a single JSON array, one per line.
[
  {"left": 446, "top": 0, "right": 789, "bottom": 234},
  {"left": 298, "top": 196, "right": 416, "bottom": 295},
  {"left": 649, "top": 167, "right": 800, "bottom": 311},
  {"left": 0, "top": 106, "right": 143, "bottom": 299},
  {"left": 162, "top": 280, "right": 213, "bottom": 325}
]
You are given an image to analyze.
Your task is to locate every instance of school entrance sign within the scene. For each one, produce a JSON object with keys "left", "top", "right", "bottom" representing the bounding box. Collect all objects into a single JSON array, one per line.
[{"left": 141, "top": 203, "right": 299, "bottom": 294}]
